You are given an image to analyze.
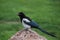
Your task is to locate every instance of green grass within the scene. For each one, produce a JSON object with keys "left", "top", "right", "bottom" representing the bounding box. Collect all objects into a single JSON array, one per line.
[{"left": 0, "top": 0, "right": 60, "bottom": 40}]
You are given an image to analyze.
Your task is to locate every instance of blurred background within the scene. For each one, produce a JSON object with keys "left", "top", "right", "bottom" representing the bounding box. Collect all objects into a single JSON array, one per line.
[{"left": 0, "top": 0, "right": 60, "bottom": 40}]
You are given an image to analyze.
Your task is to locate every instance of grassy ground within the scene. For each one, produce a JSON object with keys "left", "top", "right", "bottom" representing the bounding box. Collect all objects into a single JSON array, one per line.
[{"left": 0, "top": 0, "right": 60, "bottom": 40}]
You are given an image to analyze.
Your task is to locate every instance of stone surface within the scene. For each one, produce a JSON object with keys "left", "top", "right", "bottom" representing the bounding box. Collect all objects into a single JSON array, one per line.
[{"left": 9, "top": 29, "right": 47, "bottom": 40}]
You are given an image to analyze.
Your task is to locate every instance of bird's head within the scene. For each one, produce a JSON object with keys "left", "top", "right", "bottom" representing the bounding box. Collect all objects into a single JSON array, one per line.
[
  {"left": 18, "top": 12, "right": 24, "bottom": 16},
  {"left": 18, "top": 12, "right": 25, "bottom": 17},
  {"left": 18, "top": 12, "right": 26, "bottom": 22}
]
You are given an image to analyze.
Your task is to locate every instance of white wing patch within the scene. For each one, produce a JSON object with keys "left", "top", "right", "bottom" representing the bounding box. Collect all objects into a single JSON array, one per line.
[{"left": 23, "top": 18, "right": 30, "bottom": 22}]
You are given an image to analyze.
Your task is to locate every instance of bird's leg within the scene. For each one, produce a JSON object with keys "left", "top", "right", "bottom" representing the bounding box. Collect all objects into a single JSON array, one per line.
[
  {"left": 25, "top": 28, "right": 29, "bottom": 31},
  {"left": 27, "top": 28, "right": 35, "bottom": 33}
]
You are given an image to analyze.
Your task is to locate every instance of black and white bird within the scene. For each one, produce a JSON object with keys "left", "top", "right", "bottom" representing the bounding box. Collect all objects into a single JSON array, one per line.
[{"left": 18, "top": 12, "right": 56, "bottom": 37}]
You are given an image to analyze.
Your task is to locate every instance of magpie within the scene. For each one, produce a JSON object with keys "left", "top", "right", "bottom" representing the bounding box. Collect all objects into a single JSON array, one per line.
[{"left": 18, "top": 12, "right": 56, "bottom": 37}]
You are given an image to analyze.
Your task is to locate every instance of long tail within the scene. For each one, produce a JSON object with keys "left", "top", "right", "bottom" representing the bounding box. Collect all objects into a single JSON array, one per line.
[{"left": 37, "top": 27, "right": 56, "bottom": 37}]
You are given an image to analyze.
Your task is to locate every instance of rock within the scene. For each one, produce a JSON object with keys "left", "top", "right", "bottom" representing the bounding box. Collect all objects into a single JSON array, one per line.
[{"left": 9, "top": 29, "right": 47, "bottom": 40}]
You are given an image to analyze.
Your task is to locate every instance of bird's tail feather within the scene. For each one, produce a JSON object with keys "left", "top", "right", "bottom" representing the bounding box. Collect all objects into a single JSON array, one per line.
[{"left": 37, "top": 27, "right": 56, "bottom": 37}]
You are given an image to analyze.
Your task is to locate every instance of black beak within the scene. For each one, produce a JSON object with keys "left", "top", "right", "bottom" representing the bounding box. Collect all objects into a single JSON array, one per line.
[
  {"left": 18, "top": 12, "right": 25, "bottom": 16},
  {"left": 18, "top": 12, "right": 21, "bottom": 16}
]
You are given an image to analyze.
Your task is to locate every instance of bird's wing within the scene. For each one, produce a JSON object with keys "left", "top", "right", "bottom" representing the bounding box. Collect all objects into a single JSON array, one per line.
[{"left": 23, "top": 20, "right": 39, "bottom": 28}]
